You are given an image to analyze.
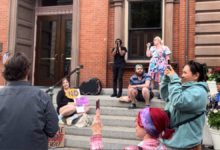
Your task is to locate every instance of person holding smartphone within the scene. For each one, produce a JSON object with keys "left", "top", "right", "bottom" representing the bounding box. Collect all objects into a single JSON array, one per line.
[
  {"left": 90, "top": 107, "right": 173, "bottom": 150},
  {"left": 160, "top": 60, "right": 209, "bottom": 149},
  {"left": 111, "top": 39, "right": 127, "bottom": 98}
]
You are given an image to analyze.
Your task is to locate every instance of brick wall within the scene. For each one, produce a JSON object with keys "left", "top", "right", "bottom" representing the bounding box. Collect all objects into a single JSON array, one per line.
[
  {"left": 176, "top": 0, "right": 196, "bottom": 74},
  {"left": 172, "top": 3, "right": 180, "bottom": 73},
  {"left": 79, "top": 0, "right": 109, "bottom": 87},
  {"left": 106, "top": 1, "right": 197, "bottom": 88},
  {"left": 0, "top": 0, "right": 197, "bottom": 87},
  {"left": 0, "top": 0, "right": 9, "bottom": 85},
  {"left": 107, "top": 6, "right": 114, "bottom": 88},
  {"left": 188, "top": 0, "right": 196, "bottom": 61}
]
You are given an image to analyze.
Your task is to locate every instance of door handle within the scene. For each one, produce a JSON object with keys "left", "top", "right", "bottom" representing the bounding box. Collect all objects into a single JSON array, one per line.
[
  {"left": 54, "top": 54, "right": 58, "bottom": 61},
  {"left": 61, "top": 54, "right": 64, "bottom": 61}
]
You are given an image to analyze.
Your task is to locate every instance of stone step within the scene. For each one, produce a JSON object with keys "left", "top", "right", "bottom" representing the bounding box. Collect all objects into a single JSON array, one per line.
[
  {"left": 95, "top": 114, "right": 135, "bottom": 128},
  {"left": 40, "top": 88, "right": 139, "bottom": 96},
  {"left": 89, "top": 106, "right": 140, "bottom": 117},
  {"left": 65, "top": 135, "right": 140, "bottom": 150},
  {"left": 53, "top": 95, "right": 165, "bottom": 109},
  {"left": 49, "top": 148, "right": 86, "bottom": 150},
  {"left": 65, "top": 126, "right": 138, "bottom": 140}
]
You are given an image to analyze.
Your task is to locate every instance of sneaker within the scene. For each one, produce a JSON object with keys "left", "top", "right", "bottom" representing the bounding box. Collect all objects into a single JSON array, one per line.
[
  {"left": 128, "top": 103, "right": 137, "bottom": 109},
  {"left": 111, "top": 93, "right": 117, "bottom": 97},
  {"left": 59, "top": 119, "right": 65, "bottom": 125},
  {"left": 66, "top": 114, "right": 80, "bottom": 126},
  {"left": 66, "top": 117, "right": 73, "bottom": 126}
]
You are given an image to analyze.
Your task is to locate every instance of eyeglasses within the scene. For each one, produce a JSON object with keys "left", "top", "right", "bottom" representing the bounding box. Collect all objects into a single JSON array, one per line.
[{"left": 136, "top": 112, "right": 144, "bottom": 128}]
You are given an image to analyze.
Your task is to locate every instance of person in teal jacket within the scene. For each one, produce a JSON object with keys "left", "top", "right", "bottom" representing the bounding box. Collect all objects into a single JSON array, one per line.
[{"left": 160, "top": 60, "right": 209, "bottom": 149}]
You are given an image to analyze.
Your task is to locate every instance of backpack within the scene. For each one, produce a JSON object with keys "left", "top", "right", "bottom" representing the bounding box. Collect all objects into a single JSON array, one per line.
[{"left": 79, "top": 78, "right": 102, "bottom": 95}]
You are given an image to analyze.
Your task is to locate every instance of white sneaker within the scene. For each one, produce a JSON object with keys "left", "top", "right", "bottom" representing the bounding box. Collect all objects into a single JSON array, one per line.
[
  {"left": 59, "top": 119, "right": 65, "bottom": 125},
  {"left": 66, "top": 117, "right": 73, "bottom": 126},
  {"left": 66, "top": 114, "right": 80, "bottom": 126}
]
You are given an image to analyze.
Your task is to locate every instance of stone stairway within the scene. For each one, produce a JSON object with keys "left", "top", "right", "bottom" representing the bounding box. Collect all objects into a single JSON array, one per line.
[
  {"left": 45, "top": 88, "right": 213, "bottom": 150},
  {"left": 48, "top": 88, "right": 165, "bottom": 149}
]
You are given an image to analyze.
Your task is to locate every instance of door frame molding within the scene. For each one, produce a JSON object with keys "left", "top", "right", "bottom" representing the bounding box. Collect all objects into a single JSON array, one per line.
[
  {"left": 8, "top": 0, "right": 18, "bottom": 54},
  {"left": 32, "top": 0, "right": 80, "bottom": 85},
  {"left": 71, "top": 0, "right": 80, "bottom": 86},
  {"left": 36, "top": 5, "right": 73, "bottom": 16}
]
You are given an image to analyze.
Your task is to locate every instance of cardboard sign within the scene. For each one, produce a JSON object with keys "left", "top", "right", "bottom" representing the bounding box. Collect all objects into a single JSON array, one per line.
[
  {"left": 65, "top": 88, "right": 81, "bottom": 99},
  {"left": 48, "top": 126, "right": 65, "bottom": 148}
]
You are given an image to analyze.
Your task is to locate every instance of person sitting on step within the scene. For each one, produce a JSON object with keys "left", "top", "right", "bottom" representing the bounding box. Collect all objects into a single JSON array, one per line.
[
  {"left": 128, "top": 64, "right": 152, "bottom": 109},
  {"left": 57, "top": 78, "right": 89, "bottom": 125},
  {"left": 90, "top": 107, "right": 173, "bottom": 150}
]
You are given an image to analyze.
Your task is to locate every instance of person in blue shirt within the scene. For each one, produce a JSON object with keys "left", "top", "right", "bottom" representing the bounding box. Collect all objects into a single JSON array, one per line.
[
  {"left": 160, "top": 60, "right": 209, "bottom": 149},
  {"left": 128, "top": 64, "right": 152, "bottom": 109}
]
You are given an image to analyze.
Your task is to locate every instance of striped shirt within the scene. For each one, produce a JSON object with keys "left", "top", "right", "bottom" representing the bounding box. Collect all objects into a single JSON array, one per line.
[{"left": 129, "top": 73, "right": 151, "bottom": 86}]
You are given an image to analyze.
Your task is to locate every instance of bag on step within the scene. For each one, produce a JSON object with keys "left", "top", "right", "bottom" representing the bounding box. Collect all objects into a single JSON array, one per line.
[
  {"left": 79, "top": 78, "right": 102, "bottom": 95},
  {"left": 74, "top": 114, "right": 91, "bottom": 128}
]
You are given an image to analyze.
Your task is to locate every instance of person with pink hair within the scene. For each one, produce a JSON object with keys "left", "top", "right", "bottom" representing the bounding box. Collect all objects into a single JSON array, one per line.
[{"left": 90, "top": 107, "right": 174, "bottom": 150}]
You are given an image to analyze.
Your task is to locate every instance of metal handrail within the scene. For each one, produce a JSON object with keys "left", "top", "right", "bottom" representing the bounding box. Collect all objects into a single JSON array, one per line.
[{"left": 45, "top": 65, "right": 83, "bottom": 98}]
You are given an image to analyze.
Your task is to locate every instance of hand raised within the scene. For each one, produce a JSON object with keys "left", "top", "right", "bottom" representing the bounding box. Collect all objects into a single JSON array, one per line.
[
  {"left": 91, "top": 109, "right": 103, "bottom": 135},
  {"left": 146, "top": 43, "right": 151, "bottom": 48},
  {"left": 165, "top": 65, "right": 175, "bottom": 76}
]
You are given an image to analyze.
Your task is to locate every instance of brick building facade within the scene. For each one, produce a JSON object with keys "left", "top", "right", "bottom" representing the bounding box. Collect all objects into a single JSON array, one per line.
[{"left": 0, "top": 0, "right": 219, "bottom": 87}]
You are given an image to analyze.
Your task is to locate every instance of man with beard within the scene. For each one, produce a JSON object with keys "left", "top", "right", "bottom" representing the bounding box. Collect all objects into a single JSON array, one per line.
[{"left": 128, "top": 64, "right": 152, "bottom": 109}]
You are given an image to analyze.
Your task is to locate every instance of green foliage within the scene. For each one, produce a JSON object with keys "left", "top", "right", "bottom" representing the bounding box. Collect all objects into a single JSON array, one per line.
[
  {"left": 208, "top": 72, "right": 220, "bottom": 81},
  {"left": 208, "top": 109, "right": 220, "bottom": 130}
]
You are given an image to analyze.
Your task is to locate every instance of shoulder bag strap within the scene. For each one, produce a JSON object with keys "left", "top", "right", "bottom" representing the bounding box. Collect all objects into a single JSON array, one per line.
[{"left": 170, "top": 111, "right": 205, "bottom": 129}]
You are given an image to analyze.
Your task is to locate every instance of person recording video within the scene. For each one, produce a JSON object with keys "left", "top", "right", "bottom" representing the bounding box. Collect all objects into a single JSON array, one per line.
[{"left": 111, "top": 39, "right": 127, "bottom": 98}]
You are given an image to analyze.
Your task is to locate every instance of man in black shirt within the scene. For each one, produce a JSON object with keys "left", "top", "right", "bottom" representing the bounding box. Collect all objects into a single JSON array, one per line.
[{"left": 111, "top": 39, "right": 127, "bottom": 98}]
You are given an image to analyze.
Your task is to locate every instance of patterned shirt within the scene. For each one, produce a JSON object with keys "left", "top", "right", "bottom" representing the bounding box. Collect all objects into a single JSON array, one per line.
[{"left": 129, "top": 73, "right": 151, "bottom": 86}]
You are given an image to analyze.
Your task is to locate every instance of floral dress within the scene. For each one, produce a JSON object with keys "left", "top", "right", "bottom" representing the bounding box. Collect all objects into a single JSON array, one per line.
[{"left": 148, "top": 46, "right": 171, "bottom": 83}]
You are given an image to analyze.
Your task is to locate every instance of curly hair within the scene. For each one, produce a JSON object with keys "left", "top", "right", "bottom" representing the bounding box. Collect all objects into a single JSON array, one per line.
[{"left": 2, "top": 52, "right": 31, "bottom": 81}]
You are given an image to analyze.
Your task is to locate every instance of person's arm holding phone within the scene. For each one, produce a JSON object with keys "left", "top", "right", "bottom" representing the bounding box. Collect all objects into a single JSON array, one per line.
[
  {"left": 160, "top": 65, "right": 174, "bottom": 102},
  {"left": 90, "top": 106, "right": 103, "bottom": 150}
]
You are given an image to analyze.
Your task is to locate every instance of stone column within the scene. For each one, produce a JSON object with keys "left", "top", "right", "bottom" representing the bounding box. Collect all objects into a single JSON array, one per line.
[
  {"left": 71, "top": 0, "right": 80, "bottom": 86},
  {"left": 164, "top": 0, "right": 175, "bottom": 54},
  {"left": 8, "top": 0, "right": 18, "bottom": 54},
  {"left": 110, "top": 0, "right": 124, "bottom": 40}
]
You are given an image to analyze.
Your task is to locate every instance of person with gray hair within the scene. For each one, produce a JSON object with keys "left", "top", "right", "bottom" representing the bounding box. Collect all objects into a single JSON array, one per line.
[
  {"left": 0, "top": 52, "right": 59, "bottom": 150},
  {"left": 128, "top": 64, "right": 153, "bottom": 109}
]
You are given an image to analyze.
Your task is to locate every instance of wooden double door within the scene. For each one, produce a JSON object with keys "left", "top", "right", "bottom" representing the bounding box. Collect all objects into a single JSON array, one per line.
[{"left": 35, "top": 15, "right": 72, "bottom": 86}]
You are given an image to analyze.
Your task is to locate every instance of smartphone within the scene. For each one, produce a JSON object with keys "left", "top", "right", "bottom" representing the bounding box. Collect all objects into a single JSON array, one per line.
[
  {"left": 96, "top": 99, "right": 100, "bottom": 110},
  {"left": 167, "top": 60, "right": 171, "bottom": 70}
]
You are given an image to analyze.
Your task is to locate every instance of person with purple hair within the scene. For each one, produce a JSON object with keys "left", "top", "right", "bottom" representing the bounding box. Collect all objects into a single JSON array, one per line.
[{"left": 90, "top": 107, "right": 174, "bottom": 150}]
